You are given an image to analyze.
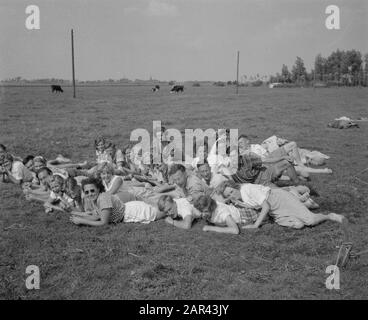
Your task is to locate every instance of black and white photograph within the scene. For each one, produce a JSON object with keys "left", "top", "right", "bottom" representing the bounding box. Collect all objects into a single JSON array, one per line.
[{"left": 1, "top": 0, "right": 367, "bottom": 304}]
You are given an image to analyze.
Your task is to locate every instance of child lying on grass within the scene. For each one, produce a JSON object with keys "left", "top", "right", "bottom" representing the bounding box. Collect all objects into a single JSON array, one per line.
[
  {"left": 23, "top": 167, "right": 54, "bottom": 203},
  {"left": 193, "top": 195, "right": 260, "bottom": 234},
  {"left": 216, "top": 181, "right": 345, "bottom": 229},
  {"left": 44, "top": 175, "right": 77, "bottom": 213},
  {"left": 157, "top": 195, "right": 202, "bottom": 230},
  {"left": 69, "top": 177, "right": 166, "bottom": 227},
  {"left": 0, "top": 152, "right": 37, "bottom": 186}
]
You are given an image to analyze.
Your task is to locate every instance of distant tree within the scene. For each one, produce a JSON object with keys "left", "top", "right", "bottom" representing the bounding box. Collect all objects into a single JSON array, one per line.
[
  {"left": 281, "top": 64, "right": 291, "bottom": 83},
  {"left": 364, "top": 53, "right": 368, "bottom": 86},
  {"left": 291, "top": 57, "right": 307, "bottom": 84},
  {"left": 326, "top": 49, "right": 345, "bottom": 84},
  {"left": 314, "top": 54, "right": 327, "bottom": 81}
]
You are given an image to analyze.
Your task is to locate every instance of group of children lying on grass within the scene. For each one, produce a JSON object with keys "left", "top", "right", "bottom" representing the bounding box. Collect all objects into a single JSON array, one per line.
[{"left": 0, "top": 131, "right": 345, "bottom": 234}]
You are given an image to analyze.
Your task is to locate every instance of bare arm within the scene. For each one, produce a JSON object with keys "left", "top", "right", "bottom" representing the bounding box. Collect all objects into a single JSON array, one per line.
[
  {"left": 44, "top": 203, "right": 66, "bottom": 212},
  {"left": 70, "top": 210, "right": 97, "bottom": 218},
  {"left": 106, "top": 176, "right": 123, "bottom": 195},
  {"left": 202, "top": 216, "right": 240, "bottom": 234},
  {"left": 3, "top": 170, "right": 22, "bottom": 185},
  {"left": 165, "top": 215, "right": 194, "bottom": 230},
  {"left": 70, "top": 208, "right": 110, "bottom": 227},
  {"left": 154, "top": 183, "right": 176, "bottom": 193}
]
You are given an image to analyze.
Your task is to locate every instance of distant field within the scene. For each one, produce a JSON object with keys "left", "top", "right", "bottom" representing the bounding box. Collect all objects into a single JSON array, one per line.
[{"left": 1, "top": 85, "right": 368, "bottom": 299}]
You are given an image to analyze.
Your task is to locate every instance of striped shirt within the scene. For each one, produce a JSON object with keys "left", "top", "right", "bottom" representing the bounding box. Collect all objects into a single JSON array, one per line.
[{"left": 83, "top": 193, "right": 125, "bottom": 224}]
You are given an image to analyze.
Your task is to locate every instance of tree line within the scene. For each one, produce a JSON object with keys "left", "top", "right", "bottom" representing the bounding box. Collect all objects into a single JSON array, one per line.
[{"left": 270, "top": 49, "right": 368, "bottom": 87}]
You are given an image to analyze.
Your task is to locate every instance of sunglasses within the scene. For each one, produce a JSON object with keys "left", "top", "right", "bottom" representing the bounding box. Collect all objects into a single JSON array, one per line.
[{"left": 84, "top": 189, "right": 96, "bottom": 195}]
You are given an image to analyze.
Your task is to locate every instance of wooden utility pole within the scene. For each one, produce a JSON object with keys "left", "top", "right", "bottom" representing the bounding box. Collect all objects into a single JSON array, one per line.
[
  {"left": 236, "top": 51, "right": 240, "bottom": 94},
  {"left": 71, "top": 29, "right": 76, "bottom": 98}
]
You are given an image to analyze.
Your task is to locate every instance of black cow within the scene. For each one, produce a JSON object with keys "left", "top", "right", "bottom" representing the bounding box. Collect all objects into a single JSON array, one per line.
[
  {"left": 152, "top": 85, "right": 160, "bottom": 92},
  {"left": 51, "top": 85, "right": 63, "bottom": 93},
  {"left": 170, "top": 85, "right": 184, "bottom": 93}
]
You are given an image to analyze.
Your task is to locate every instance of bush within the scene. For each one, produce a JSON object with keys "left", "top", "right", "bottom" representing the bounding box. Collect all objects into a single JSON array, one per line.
[
  {"left": 251, "top": 80, "right": 263, "bottom": 87},
  {"left": 213, "top": 81, "right": 226, "bottom": 87}
]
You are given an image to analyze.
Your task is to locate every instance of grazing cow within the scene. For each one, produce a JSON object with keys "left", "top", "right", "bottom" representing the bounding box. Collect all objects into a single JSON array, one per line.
[
  {"left": 170, "top": 85, "right": 184, "bottom": 93},
  {"left": 51, "top": 85, "right": 64, "bottom": 93},
  {"left": 152, "top": 85, "right": 160, "bottom": 92}
]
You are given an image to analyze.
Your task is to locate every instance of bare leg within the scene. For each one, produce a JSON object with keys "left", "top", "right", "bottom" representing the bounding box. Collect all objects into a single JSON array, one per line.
[
  {"left": 273, "top": 160, "right": 300, "bottom": 185},
  {"left": 295, "top": 165, "right": 332, "bottom": 175},
  {"left": 48, "top": 161, "right": 88, "bottom": 169},
  {"left": 309, "top": 212, "right": 344, "bottom": 226},
  {"left": 154, "top": 209, "right": 167, "bottom": 220}
]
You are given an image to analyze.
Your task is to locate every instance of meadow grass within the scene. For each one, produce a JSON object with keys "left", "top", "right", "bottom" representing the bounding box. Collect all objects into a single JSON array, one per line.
[{"left": 0, "top": 85, "right": 367, "bottom": 299}]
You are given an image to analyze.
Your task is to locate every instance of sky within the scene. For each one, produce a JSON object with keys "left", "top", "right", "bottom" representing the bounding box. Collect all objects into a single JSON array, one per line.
[{"left": 0, "top": 0, "right": 367, "bottom": 81}]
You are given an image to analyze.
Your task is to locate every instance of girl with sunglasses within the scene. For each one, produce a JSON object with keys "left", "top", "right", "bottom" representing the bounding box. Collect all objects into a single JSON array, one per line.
[{"left": 70, "top": 177, "right": 166, "bottom": 226}]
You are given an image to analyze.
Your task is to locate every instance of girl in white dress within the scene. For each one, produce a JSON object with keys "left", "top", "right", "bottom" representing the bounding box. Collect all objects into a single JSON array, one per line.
[{"left": 193, "top": 195, "right": 259, "bottom": 234}]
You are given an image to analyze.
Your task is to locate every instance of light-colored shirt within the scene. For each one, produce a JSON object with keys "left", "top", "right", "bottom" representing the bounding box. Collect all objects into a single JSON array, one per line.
[
  {"left": 173, "top": 198, "right": 202, "bottom": 219},
  {"left": 11, "top": 161, "right": 34, "bottom": 183},
  {"left": 240, "top": 184, "right": 271, "bottom": 209},
  {"left": 248, "top": 144, "right": 269, "bottom": 160}
]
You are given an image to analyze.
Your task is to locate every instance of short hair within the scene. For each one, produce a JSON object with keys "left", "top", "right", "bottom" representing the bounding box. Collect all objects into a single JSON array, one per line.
[
  {"left": 168, "top": 164, "right": 186, "bottom": 176},
  {"left": 96, "top": 162, "right": 115, "bottom": 175},
  {"left": 238, "top": 134, "right": 250, "bottom": 141},
  {"left": 197, "top": 159, "right": 209, "bottom": 169},
  {"left": 81, "top": 177, "right": 105, "bottom": 193},
  {"left": 157, "top": 194, "right": 174, "bottom": 212},
  {"left": 23, "top": 155, "right": 35, "bottom": 165},
  {"left": 36, "top": 166, "right": 53, "bottom": 177}
]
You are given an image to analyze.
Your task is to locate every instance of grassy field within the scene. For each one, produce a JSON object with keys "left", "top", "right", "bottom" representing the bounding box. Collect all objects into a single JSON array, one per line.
[{"left": 0, "top": 84, "right": 368, "bottom": 299}]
